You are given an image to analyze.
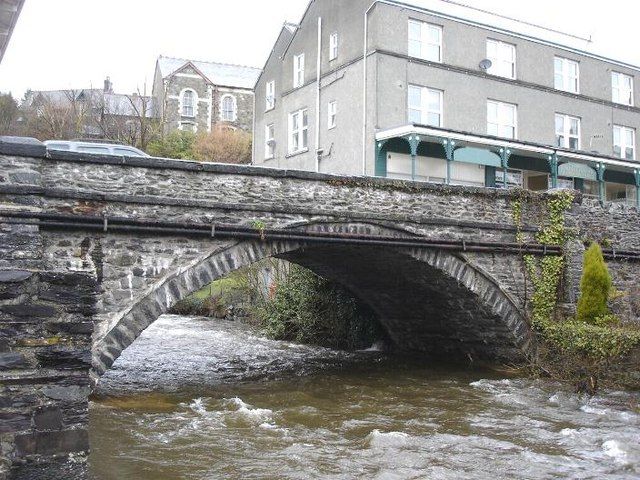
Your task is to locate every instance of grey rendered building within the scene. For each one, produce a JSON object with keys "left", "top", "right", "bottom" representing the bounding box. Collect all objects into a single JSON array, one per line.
[
  {"left": 153, "top": 56, "right": 261, "bottom": 134},
  {"left": 253, "top": 0, "right": 640, "bottom": 204}
]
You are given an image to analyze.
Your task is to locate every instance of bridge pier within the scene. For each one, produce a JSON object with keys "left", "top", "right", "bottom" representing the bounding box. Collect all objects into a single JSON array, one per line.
[{"left": 0, "top": 234, "right": 96, "bottom": 478}]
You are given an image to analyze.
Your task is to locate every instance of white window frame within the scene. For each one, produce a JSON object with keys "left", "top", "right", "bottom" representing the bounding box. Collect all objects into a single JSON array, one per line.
[
  {"left": 180, "top": 89, "right": 197, "bottom": 118},
  {"left": 613, "top": 125, "right": 636, "bottom": 160},
  {"left": 293, "top": 53, "right": 305, "bottom": 89},
  {"left": 328, "top": 101, "right": 337, "bottom": 129},
  {"left": 612, "top": 71, "right": 634, "bottom": 106},
  {"left": 266, "top": 80, "right": 275, "bottom": 111},
  {"left": 554, "top": 56, "right": 579, "bottom": 93},
  {"left": 288, "top": 108, "right": 308, "bottom": 154},
  {"left": 329, "top": 32, "right": 338, "bottom": 61},
  {"left": 487, "top": 100, "right": 517, "bottom": 139},
  {"left": 555, "top": 114, "right": 581, "bottom": 150},
  {"left": 408, "top": 85, "right": 443, "bottom": 127},
  {"left": 408, "top": 19, "right": 442, "bottom": 63},
  {"left": 486, "top": 39, "right": 516, "bottom": 80},
  {"left": 179, "top": 121, "right": 197, "bottom": 133},
  {"left": 265, "top": 123, "right": 275, "bottom": 159},
  {"left": 220, "top": 94, "right": 237, "bottom": 122}
]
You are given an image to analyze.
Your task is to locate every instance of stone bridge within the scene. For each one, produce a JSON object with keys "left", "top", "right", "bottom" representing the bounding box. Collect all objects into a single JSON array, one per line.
[{"left": 1, "top": 137, "right": 640, "bottom": 478}]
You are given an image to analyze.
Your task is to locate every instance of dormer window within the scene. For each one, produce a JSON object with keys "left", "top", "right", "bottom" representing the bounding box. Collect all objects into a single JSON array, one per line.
[{"left": 181, "top": 90, "right": 195, "bottom": 117}]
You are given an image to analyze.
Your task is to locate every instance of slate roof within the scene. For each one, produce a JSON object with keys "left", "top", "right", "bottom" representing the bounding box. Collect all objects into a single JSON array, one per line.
[
  {"left": 24, "top": 89, "right": 154, "bottom": 118},
  {"left": 157, "top": 56, "right": 261, "bottom": 90}
]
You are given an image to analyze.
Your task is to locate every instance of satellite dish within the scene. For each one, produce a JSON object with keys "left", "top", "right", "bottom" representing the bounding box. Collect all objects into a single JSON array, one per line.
[{"left": 479, "top": 59, "right": 493, "bottom": 71}]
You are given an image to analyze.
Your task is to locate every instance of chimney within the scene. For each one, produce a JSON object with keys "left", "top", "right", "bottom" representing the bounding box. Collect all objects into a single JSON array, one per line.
[{"left": 104, "top": 76, "right": 113, "bottom": 93}]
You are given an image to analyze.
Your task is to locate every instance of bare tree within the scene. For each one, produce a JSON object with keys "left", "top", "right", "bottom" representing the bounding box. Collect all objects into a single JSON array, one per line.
[
  {"left": 94, "top": 84, "right": 159, "bottom": 150},
  {"left": 20, "top": 89, "right": 95, "bottom": 140}
]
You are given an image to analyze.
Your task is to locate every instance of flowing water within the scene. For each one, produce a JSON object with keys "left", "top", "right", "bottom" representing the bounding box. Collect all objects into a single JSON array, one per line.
[{"left": 90, "top": 315, "right": 640, "bottom": 480}]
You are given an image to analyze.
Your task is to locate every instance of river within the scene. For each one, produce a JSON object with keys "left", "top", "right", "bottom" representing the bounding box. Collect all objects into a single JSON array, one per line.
[{"left": 90, "top": 315, "right": 640, "bottom": 479}]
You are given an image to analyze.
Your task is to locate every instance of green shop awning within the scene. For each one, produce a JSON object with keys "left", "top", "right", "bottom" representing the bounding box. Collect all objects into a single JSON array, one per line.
[
  {"left": 558, "top": 162, "right": 597, "bottom": 181},
  {"left": 453, "top": 147, "right": 501, "bottom": 167}
]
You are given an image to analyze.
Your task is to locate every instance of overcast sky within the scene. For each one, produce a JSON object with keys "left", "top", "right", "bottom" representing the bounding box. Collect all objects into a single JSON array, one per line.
[{"left": 1, "top": 0, "right": 639, "bottom": 100}]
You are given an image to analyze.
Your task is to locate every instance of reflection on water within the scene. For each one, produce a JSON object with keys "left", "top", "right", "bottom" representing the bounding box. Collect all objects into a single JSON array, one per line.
[{"left": 90, "top": 315, "right": 640, "bottom": 480}]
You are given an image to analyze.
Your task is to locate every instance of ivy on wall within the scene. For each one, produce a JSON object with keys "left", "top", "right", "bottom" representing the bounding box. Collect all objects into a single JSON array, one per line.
[{"left": 512, "top": 190, "right": 640, "bottom": 361}]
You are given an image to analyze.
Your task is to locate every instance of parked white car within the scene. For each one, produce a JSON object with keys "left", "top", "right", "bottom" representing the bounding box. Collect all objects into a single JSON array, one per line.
[{"left": 44, "top": 140, "right": 149, "bottom": 157}]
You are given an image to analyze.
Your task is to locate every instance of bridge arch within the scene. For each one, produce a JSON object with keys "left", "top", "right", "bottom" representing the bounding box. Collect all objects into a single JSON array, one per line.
[{"left": 93, "top": 222, "right": 533, "bottom": 376}]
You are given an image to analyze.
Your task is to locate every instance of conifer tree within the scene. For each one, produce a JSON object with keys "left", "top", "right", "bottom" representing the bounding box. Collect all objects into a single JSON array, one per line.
[{"left": 576, "top": 243, "right": 612, "bottom": 324}]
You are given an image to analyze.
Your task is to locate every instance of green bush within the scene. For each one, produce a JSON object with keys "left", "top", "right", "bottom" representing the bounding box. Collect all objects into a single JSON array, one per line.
[
  {"left": 576, "top": 243, "right": 612, "bottom": 324},
  {"left": 258, "top": 265, "right": 384, "bottom": 350},
  {"left": 146, "top": 130, "right": 196, "bottom": 159}
]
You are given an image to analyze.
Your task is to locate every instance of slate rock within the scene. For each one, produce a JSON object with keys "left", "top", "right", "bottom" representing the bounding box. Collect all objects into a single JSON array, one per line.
[
  {"left": 34, "top": 405, "right": 64, "bottom": 431},
  {"left": 0, "top": 270, "right": 33, "bottom": 283},
  {"left": 41, "top": 385, "right": 90, "bottom": 403},
  {"left": 0, "top": 352, "right": 29, "bottom": 370}
]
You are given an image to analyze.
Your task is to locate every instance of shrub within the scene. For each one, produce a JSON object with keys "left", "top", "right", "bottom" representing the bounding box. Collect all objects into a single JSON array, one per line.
[
  {"left": 258, "top": 265, "right": 385, "bottom": 350},
  {"left": 576, "top": 243, "right": 612, "bottom": 324},
  {"left": 193, "top": 128, "right": 252, "bottom": 164},
  {"left": 146, "top": 130, "right": 196, "bottom": 159}
]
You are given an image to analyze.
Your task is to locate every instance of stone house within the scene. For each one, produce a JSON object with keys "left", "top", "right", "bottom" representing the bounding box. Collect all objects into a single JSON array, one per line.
[{"left": 152, "top": 56, "right": 261, "bottom": 134}]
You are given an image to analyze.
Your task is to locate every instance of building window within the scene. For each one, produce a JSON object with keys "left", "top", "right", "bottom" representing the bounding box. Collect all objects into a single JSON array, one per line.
[
  {"left": 266, "top": 81, "right": 275, "bottom": 110},
  {"left": 265, "top": 124, "right": 275, "bottom": 159},
  {"left": 408, "top": 19, "right": 442, "bottom": 62},
  {"left": 181, "top": 90, "right": 195, "bottom": 117},
  {"left": 555, "top": 114, "right": 581, "bottom": 150},
  {"left": 612, "top": 72, "right": 634, "bottom": 106},
  {"left": 328, "top": 101, "right": 337, "bottom": 129},
  {"left": 486, "top": 39, "right": 516, "bottom": 79},
  {"left": 179, "top": 122, "right": 196, "bottom": 133},
  {"left": 293, "top": 54, "right": 305, "bottom": 88},
  {"left": 487, "top": 100, "right": 517, "bottom": 139},
  {"left": 554, "top": 57, "right": 579, "bottom": 93},
  {"left": 329, "top": 33, "right": 338, "bottom": 61},
  {"left": 408, "top": 85, "right": 443, "bottom": 127},
  {"left": 288, "top": 109, "right": 308, "bottom": 154},
  {"left": 220, "top": 95, "right": 237, "bottom": 121},
  {"left": 613, "top": 125, "right": 635, "bottom": 160}
]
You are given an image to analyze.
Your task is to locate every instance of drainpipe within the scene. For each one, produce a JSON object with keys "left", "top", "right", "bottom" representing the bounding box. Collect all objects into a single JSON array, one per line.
[
  {"left": 251, "top": 83, "right": 256, "bottom": 165},
  {"left": 635, "top": 169, "right": 640, "bottom": 208},
  {"left": 315, "top": 16, "right": 322, "bottom": 173},
  {"left": 362, "top": 2, "right": 376, "bottom": 176}
]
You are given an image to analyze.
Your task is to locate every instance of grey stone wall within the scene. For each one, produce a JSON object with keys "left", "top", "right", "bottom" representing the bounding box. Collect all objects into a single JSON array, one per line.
[
  {"left": 567, "top": 198, "right": 640, "bottom": 323},
  {"left": 159, "top": 65, "right": 255, "bottom": 134}
]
